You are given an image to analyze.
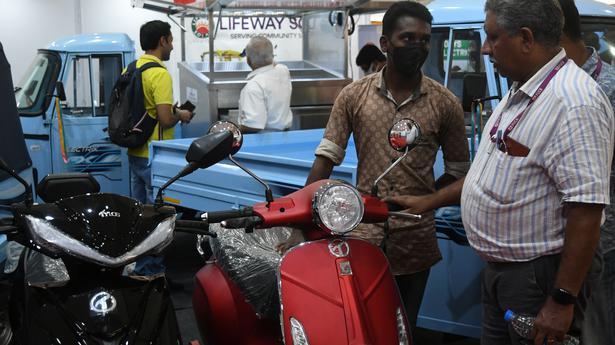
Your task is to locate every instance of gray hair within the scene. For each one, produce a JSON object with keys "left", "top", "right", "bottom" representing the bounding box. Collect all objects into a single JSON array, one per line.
[
  {"left": 485, "top": 0, "right": 563, "bottom": 47},
  {"left": 245, "top": 36, "right": 274, "bottom": 68}
]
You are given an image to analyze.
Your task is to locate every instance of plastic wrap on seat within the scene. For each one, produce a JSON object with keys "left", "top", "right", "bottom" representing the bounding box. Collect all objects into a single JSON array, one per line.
[
  {"left": 24, "top": 250, "right": 70, "bottom": 288},
  {"left": 210, "top": 224, "right": 291, "bottom": 318}
]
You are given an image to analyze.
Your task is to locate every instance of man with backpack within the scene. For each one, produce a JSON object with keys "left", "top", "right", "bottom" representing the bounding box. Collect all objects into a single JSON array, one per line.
[
  {"left": 127, "top": 20, "right": 193, "bottom": 276},
  {"left": 127, "top": 20, "right": 193, "bottom": 207}
]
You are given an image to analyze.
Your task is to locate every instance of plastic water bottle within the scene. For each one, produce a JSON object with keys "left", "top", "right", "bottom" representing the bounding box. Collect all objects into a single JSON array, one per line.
[{"left": 504, "top": 310, "right": 580, "bottom": 345}]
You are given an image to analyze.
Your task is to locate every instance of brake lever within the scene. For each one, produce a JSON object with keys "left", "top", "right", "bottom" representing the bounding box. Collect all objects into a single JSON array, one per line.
[
  {"left": 385, "top": 201, "right": 422, "bottom": 220},
  {"left": 388, "top": 211, "right": 422, "bottom": 220}
]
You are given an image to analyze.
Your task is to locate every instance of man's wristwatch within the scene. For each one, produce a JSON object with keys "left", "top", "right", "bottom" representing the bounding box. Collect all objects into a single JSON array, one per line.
[{"left": 550, "top": 287, "right": 577, "bottom": 305}]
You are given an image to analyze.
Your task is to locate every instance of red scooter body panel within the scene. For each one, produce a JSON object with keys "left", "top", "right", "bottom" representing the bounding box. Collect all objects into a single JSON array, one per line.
[
  {"left": 279, "top": 237, "right": 408, "bottom": 345},
  {"left": 252, "top": 180, "right": 328, "bottom": 230},
  {"left": 193, "top": 263, "right": 281, "bottom": 345}
]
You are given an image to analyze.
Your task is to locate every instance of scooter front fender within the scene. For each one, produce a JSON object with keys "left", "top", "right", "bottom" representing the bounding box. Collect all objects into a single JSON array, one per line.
[{"left": 279, "top": 238, "right": 409, "bottom": 345}]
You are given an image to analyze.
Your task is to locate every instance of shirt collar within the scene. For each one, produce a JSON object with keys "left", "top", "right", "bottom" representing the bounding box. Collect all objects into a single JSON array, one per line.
[
  {"left": 375, "top": 67, "right": 428, "bottom": 106},
  {"left": 247, "top": 63, "right": 275, "bottom": 80},
  {"left": 581, "top": 46, "right": 600, "bottom": 75},
  {"left": 513, "top": 48, "right": 567, "bottom": 97},
  {"left": 140, "top": 54, "right": 166, "bottom": 67}
]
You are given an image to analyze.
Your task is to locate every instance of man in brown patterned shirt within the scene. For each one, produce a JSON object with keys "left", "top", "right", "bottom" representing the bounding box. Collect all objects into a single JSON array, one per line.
[{"left": 306, "top": 1, "right": 470, "bottom": 328}]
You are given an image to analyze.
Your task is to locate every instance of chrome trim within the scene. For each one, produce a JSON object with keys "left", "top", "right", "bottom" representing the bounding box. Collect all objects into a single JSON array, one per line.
[{"left": 328, "top": 238, "right": 350, "bottom": 258}]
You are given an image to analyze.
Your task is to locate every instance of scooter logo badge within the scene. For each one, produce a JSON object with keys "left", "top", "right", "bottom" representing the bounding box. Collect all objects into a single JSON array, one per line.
[
  {"left": 90, "top": 291, "right": 117, "bottom": 314},
  {"left": 328, "top": 239, "right": 350, "bottom": 257},
  {"left": 98, "top": 210, "right": 121, "bottom": 218}
]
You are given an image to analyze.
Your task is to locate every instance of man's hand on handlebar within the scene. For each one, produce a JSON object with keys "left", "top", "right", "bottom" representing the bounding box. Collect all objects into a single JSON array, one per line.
[{"left": 383, "top": 195, "right": 435, "bottom": 215}]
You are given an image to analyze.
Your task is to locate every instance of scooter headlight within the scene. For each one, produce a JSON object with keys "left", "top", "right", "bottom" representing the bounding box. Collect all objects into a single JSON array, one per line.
[
  {"left": 24, "top": 214, "right": 176, "bottom": 267},
  {"left": 312, "top": 182, "right": 364, "bottom": 235}
]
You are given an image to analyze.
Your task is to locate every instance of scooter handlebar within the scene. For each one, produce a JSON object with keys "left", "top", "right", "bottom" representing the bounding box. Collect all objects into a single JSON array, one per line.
[
  {"left": 221, "top": 216, "right": 262, "bottom": 230},
  {"left": 174, "top": 220, "right": 218, "bottom": 237},
  {"left": 202, "top": 208, "right": 254, "bottom": 223},
  {"left": 175, "top": 219, "right": 208, "bottom": 229}
]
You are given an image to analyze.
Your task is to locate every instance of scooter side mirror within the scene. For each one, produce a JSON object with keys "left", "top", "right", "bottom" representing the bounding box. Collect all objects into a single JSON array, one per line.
[
  {"left": 372, "top": 119, "right": 422, "bottom": 197},
  {"left": 155, "top": 131, "right": 234, "bottom": 207},
  {"left": 186, "top": 131, "right": 234, "bottom": 169},
  {"left": 388, "top": 118, "right": 421, "bottom": 152},
  {"left": 207, "top": 120, "right": 243, "bottom": 155},
  {"left": 207, "top": 120, "right": 274, "bottom": 204}
]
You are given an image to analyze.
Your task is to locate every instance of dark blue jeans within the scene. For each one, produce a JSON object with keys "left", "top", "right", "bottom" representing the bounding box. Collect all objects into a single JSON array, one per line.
[
  {"left": 129, "top": 155, "right": 153, "bottom": 204},
  {"left": 129, "top": 155, "right": 165, "bottom": 276},
  {"left": 481, "top": 254, "right": 602, "bottom": 345}
]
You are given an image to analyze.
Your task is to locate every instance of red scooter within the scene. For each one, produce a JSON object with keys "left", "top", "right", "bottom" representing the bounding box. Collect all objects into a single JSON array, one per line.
[{"left": 172, "top": 120, "right": 422, "bottom": 345}]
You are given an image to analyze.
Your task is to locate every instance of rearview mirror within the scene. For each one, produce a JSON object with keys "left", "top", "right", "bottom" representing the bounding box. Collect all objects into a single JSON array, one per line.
[
  {"left": 155, "top": 130, "right": 234, "bottom": 207},
  {"left": 207, "top": 121, "right": 243, "bottom": 155},
  {"left": 388, "top": 119, "right": 421, "bottom": 152},
  {"left": 186, "top": 131, "right": 234, "bottom": 169},
  {"left": 55, "top": 81, "right": 66, "bottom": 102},
  {"left": 207, "top": 120, "right": 274, "bottom": 203},
  {"left": 372, "top": 119, "right": 422, "bottom": 197}
]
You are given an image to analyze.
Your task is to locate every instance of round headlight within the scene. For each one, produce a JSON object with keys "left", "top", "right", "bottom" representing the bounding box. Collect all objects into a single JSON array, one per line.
[{"left": 313, "top": 182, "right": 364, "bottom": 235}]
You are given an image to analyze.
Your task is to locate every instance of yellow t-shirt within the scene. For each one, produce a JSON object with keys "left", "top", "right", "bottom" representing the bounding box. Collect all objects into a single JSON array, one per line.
[{"left": 127, "top": 54, "right": 174, "bottom": 158}]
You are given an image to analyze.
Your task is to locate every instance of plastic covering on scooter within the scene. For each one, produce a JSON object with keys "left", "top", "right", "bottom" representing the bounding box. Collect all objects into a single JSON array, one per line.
[
  {"left": 24, "top": 250, "right": 70, "bottom": 288},
  {"left": 209, "top": 224, "right": 292, "bottom": 318}
]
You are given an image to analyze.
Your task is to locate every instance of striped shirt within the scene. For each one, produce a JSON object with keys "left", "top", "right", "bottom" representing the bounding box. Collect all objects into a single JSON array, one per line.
[{"left": 461, "top": 49, "right": 614, "bottom": 262}]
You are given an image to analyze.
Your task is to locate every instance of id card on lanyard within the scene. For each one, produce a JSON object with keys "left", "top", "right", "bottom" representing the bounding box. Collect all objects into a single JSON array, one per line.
[{"left": 489, "top": 57, "right": 569, "bottom": 152}]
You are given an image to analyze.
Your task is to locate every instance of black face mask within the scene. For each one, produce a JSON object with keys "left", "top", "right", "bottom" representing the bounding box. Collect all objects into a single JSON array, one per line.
[{"left": 391, "top": 43, "right": 429, "bottom": 77}]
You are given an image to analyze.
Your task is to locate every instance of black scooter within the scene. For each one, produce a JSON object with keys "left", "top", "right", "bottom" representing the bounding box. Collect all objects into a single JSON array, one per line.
[{"left": 0, "top": 130, "right": 235, "bottom": 344}]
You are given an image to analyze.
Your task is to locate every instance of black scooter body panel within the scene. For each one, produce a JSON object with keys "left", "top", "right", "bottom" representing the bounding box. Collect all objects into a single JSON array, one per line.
[
  {"left": 11, "top": 257, "right": 181, "bottom": 345},
  {"left": 8, "top": 193, "right": 182, "bottom": 344},
  {"left": 16, "top": 193, "right": 172, "bottom": 259}
]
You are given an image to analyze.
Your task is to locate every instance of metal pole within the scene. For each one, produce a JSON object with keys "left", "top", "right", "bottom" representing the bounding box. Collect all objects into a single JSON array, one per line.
[
  {"left": 208, "top": 8, "right": 214, "bottom": 74},
  {"left": 181, "top": 16, "right": 186, "bottom": 62},
  {"left": 343, "top": 9, "right": 350, "bottom": 78}
]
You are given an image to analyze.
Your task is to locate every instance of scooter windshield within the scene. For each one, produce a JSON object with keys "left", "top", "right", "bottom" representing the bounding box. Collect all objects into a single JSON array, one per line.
[{"left": 20, "top": 193, "right": 175, "bottom": 267}]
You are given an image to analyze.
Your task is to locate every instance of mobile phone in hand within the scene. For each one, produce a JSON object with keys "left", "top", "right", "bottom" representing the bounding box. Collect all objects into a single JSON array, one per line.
[{"left": 179, "top": 100, "right": 196, "bottom": 112}]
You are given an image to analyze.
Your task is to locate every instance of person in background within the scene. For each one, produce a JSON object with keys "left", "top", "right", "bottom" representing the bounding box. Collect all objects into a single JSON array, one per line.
[
  {"left": 355, "top": 43, "right": 386, "bottom": 76},
  {"left": 386, "top": 1, "right": 614, "bottom": 344},
  {"left": 238, "top": 36, "right": 292, "bottom": 133},
  {"left": 558, "top": 1, "right": 615, "bottom": 344},
  {"left": 129, "top": 20, "right": 193, "bottom": 276},
  {"left": 279, "top": 1, "right": 470, "bottom": 330}
]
